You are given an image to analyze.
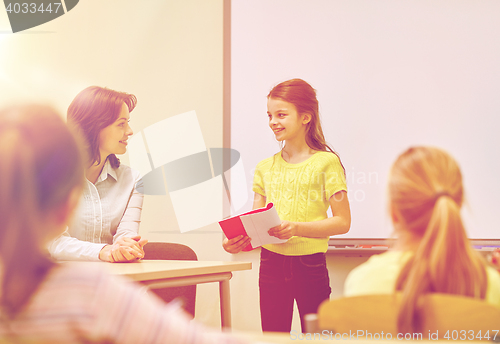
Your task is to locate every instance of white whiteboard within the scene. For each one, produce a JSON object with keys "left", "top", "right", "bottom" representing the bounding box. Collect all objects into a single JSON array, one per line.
[{"left": 229, "top": 0, "right": 500, "bottom": 239}]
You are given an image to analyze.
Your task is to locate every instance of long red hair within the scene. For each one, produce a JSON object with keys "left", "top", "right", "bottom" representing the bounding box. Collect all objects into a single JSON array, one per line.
[{"left": 267, "top": 78, "right": 345, "bottom": 174}]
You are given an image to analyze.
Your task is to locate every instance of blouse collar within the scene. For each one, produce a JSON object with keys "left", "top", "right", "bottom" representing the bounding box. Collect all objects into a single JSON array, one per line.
[{"left": 97, "top": 159, "right": 118, "bottom": 183}]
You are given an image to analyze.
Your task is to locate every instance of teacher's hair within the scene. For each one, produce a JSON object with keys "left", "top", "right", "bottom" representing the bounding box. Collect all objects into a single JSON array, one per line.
[
  {"left": 389, "top": 146, "right": 487, "bottom": 333},
  {"left": 0, "top": 105, "right": 84, "bottom": 316},
  {"left": 67, "top": 86, "right": 137, "bottom": 169}
]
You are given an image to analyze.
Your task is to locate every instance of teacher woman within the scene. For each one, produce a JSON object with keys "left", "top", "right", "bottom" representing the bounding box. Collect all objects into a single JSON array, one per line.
[{"left": 49, "top": 86, "right": 147, "bottom": 262}]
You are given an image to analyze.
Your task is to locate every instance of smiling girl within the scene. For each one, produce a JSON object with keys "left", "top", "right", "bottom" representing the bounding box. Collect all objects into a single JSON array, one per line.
[
  {"left": 223, "top": 79, "right": 351, "bottom": 332},
  {"left": 48, "top": 86, "right": 147, "bottom": 262}
]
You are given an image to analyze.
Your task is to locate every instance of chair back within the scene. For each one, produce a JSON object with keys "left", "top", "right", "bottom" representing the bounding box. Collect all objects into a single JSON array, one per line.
[
  {"left": 143, "top": 242, "right": 198, "bottom": 317},
  {"left": 317, "top": 293, "right": 500, "bottom": 338},
  {"left": 144, "top": 242, "right": 197, "bottom": 261}
]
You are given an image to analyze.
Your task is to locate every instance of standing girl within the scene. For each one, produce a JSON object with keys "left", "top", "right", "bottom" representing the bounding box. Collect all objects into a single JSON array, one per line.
[
  {"left": 224, "top": 79, "right": 351, "bottom": 332},
  {"left": 49, "top": 86, "right": 146, "bottom": 262}
]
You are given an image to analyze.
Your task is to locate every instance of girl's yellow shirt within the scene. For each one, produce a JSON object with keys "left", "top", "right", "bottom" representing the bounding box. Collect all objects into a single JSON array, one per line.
[{"left": 253, "top": 151, "right": 347, "bottom": 256}]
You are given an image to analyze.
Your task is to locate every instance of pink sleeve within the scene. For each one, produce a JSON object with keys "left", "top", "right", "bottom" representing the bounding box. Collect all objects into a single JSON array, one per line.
[{"left": 87, "top": 271, "right": 247, "bottom": 344}]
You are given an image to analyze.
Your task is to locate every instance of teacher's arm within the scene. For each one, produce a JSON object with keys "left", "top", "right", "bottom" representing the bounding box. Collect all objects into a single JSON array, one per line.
[
  {"left": 113, "top": 171, "right": 144, "bottom": 242},
  {"left": 48, "top": 230, "right": 107, "bottom": 261},
  {"left": 105, "top": 172, "right": 147, "bottom": 262}
]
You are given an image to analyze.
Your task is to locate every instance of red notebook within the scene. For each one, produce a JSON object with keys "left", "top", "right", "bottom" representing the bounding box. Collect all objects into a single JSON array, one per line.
[{"left": 219, "top": 203, "right": 285, "bottom": 251}]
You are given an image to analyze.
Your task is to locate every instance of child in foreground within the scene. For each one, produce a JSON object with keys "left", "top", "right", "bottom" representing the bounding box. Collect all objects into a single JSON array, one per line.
[
  {"left": 344, "top": 146, "right": 500, "bottom": 333},
  {"left": 0, "top": 104, "right": 246, "bottom": 344}
]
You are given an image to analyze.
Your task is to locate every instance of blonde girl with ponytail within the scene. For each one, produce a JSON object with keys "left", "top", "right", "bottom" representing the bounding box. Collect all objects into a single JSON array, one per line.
[{"left": 345, "top": 146, "right": 500, "bottom": 333}]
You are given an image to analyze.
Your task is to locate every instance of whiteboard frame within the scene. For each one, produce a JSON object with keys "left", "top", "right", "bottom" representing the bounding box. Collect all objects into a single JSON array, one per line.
[{"left": 223, "top": 0, "right": 500, "bottom": 244}]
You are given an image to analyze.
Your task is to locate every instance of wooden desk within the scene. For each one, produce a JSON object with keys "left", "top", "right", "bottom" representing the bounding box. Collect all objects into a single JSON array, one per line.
[{"left": 75, "top": 260, "right": 252, "bottom": 329}]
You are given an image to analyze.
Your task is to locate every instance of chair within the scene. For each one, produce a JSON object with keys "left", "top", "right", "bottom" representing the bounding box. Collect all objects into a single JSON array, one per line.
[
  {"left": 143, "top": 242, "right": 198, "bottom": 317},
  {"left": 315, "top": 293, "right": 500, "bottom": 338}
]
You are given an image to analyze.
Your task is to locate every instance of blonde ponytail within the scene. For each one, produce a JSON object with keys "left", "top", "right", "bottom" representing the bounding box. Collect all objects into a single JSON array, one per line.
[{"left": 390, "top": 147, "right": 487, "bottom": 333}]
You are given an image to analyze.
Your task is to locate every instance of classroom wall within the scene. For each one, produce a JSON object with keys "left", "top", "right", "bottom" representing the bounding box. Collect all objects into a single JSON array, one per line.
[{"left": 1, "top": 0, "right": 369, "bottom": 333}]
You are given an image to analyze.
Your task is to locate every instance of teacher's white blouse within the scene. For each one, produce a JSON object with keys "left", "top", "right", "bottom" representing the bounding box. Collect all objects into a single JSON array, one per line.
[{"left": 48, "top": 161, "right": 143, "bottom": 261}]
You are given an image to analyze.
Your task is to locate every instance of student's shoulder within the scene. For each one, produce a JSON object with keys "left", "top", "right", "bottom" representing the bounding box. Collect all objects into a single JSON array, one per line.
[
  {"left": 37, "top": 263, "right": 113, "bottom": 304},
  {"left": 486, "top": 265, "right": 500, "bottom": 288},
  {"left": 49, "top": 262, "right": 113, "bottom": 285},
  {"left": 485, "top": 265, "right": 500, "bottom": 307},
  {"left": 47, "top": 263, "right": 140, "bottom": 298},
  {"left": 344, "top": 251, "right": 409, "bottom": 296},
  {"left": 34, "top": 263, "right": 152, "bottom": 324},
  {"left": 349, "top": 251, "right": 408, "bottom": 276}
]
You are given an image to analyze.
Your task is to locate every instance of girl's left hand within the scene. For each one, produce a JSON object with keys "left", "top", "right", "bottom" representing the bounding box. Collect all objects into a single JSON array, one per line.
[{"left": 268, "top": 221, "right": 297, "bottom": 240}]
